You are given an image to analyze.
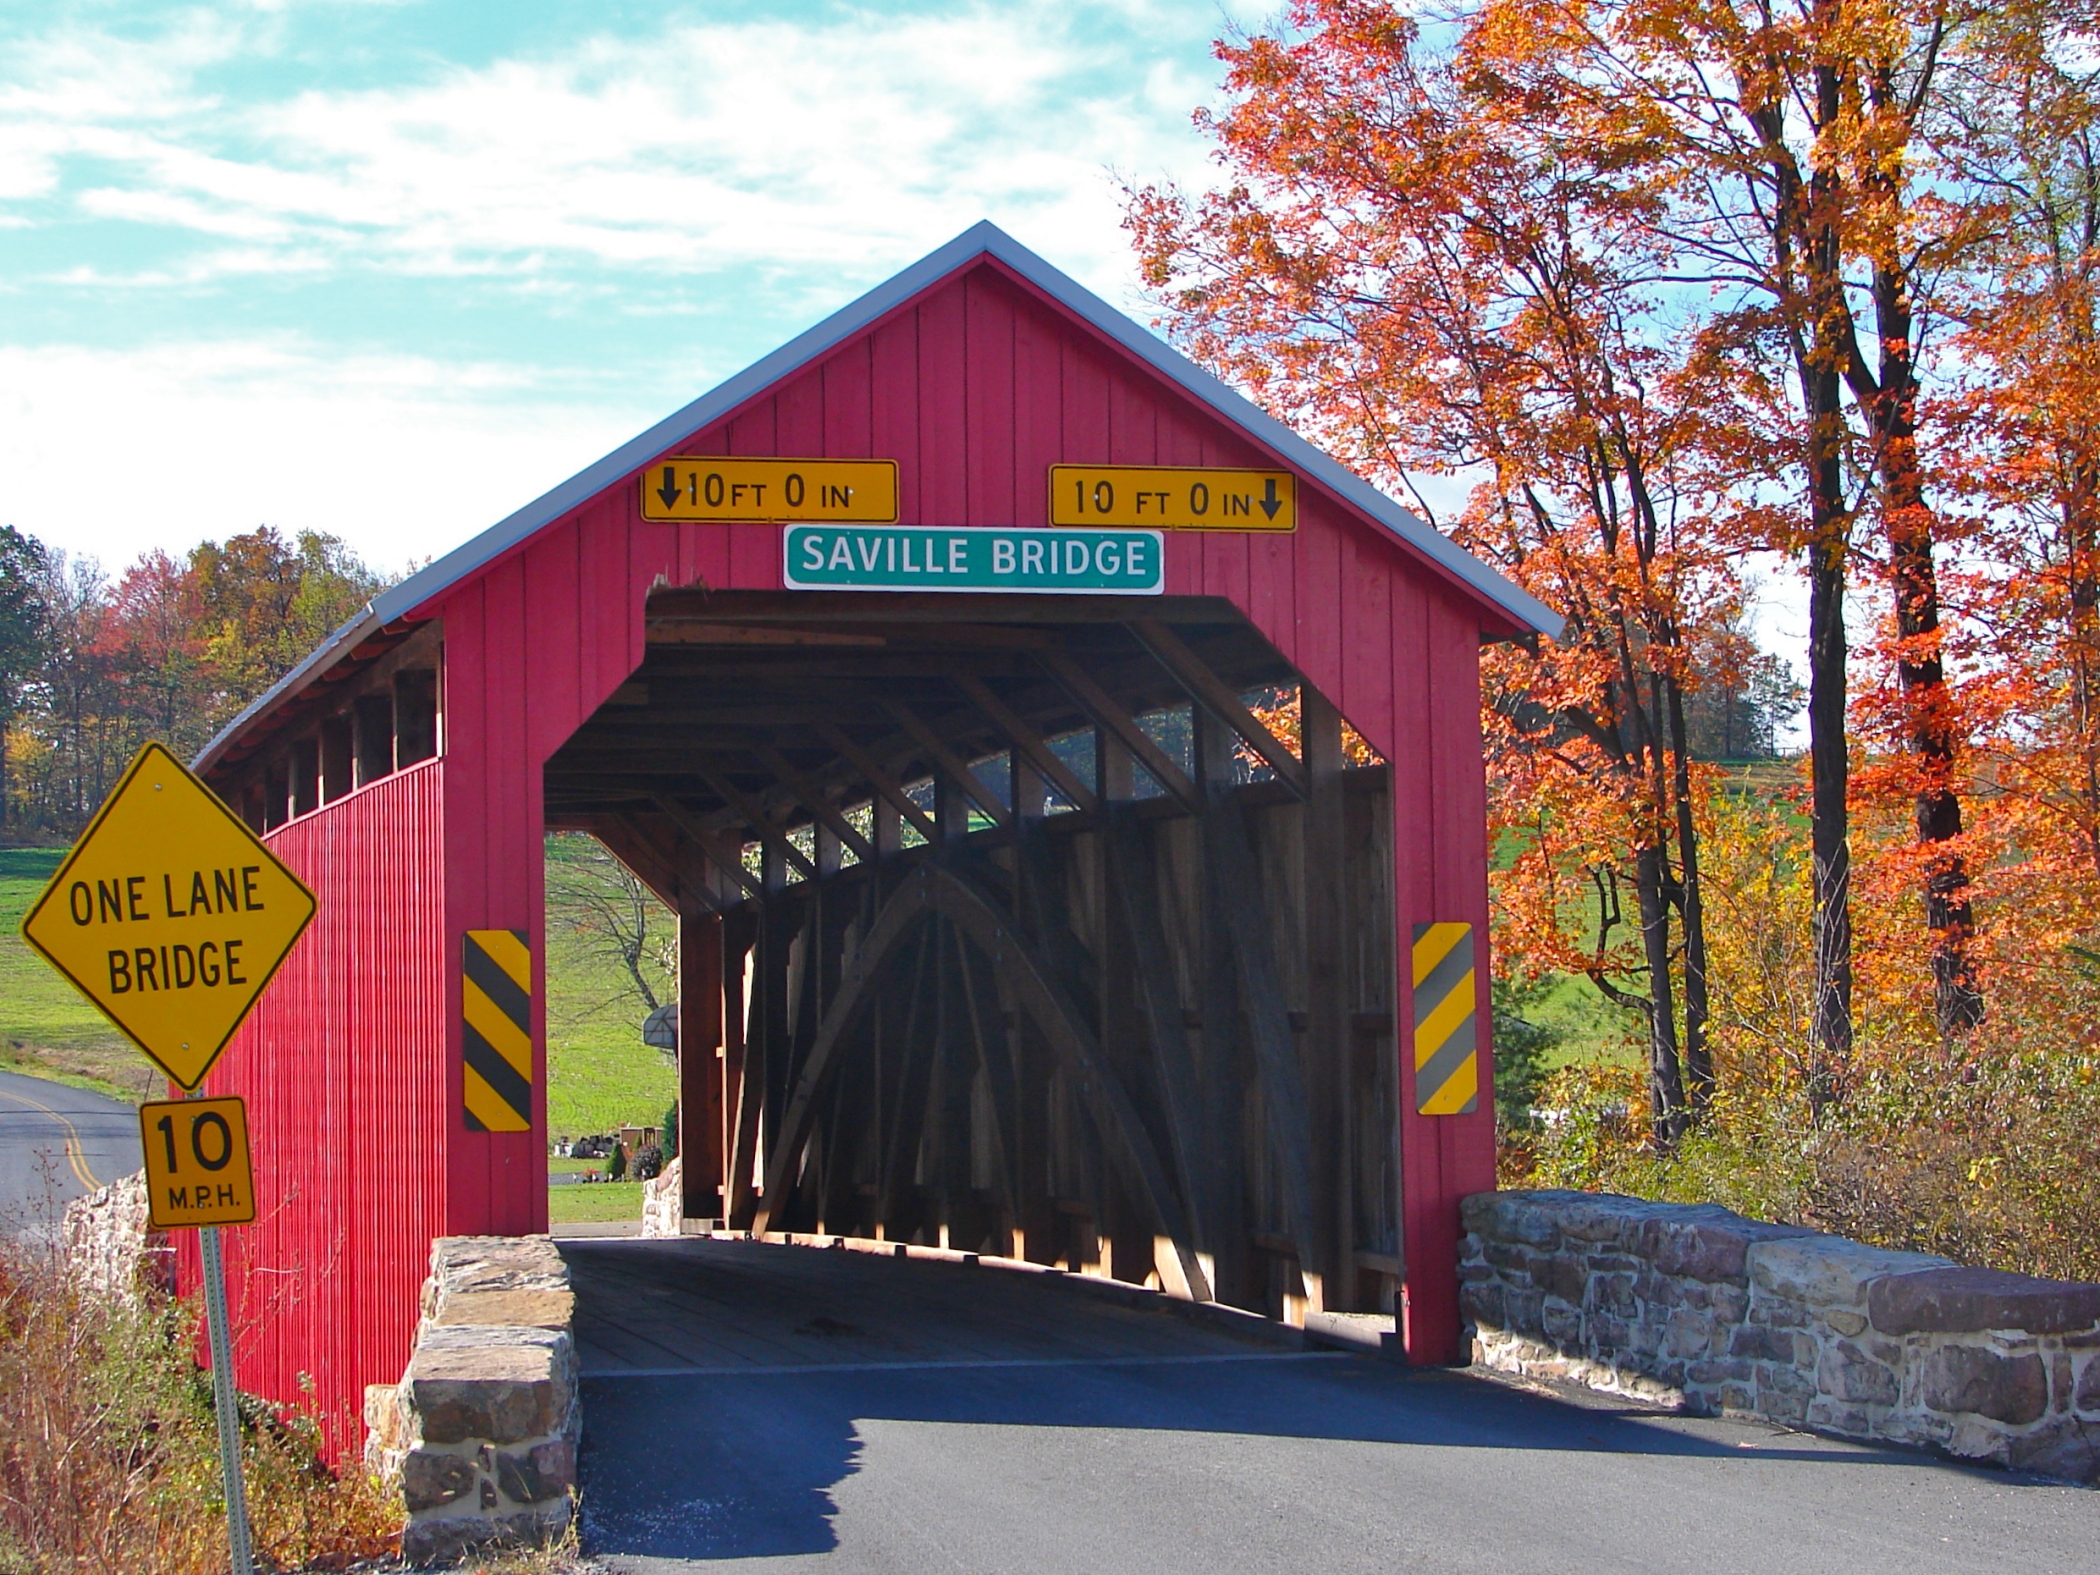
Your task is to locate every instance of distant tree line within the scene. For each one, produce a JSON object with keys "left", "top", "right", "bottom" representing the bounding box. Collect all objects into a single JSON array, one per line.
[{"left": 0, "top": 524, "right": 388, "bottom": 839}]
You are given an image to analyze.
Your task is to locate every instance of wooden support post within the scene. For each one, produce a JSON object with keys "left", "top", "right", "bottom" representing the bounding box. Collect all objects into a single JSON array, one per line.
[
  {"left": 393, "top": 669, "right": 438, "bottom": 765},
  {"left": 877, "top": 927, "right": 936, "bottom": 1235},
  {"left": 936, "top": 770, "right": 971, "bottom": 846},
  {"left": 936, "top": 923, "right": 975, "bottom": 1247},
  {"left": 1007, "top": 758, "right": 1053, "bottom": 1263},
  {"left": 1092, "top": 728, "right": 1150, "bottom": 1284},
  {"left": 1196, "top": 710, "right": 1249, "bottom": 1306},
  {"left": 1205, "top": 784, "right": 1322, "bottom": 1317},
  {"left": 320, "top": 716, "right": 354, "bottom": 803},
  {"left": 955, "top": 924, "right": 1018, "bottom": 1247},
  {"left": 679, "top": 910, "right": 725, "bottom": 1223},
  {"left": 288, "top": 737, "right": 320, "bottom": 818},
  {"left": 1107, "top": 812, "right": 1212, "bottom": 1284},
  {"left": 1013, "top": 756, "right": 1048, "bottom": 823},
  {"left": 1302, "top": 685, "right": 1353, "bottom": 1308},
  {"left": 352, "top": 693, "right": 395, "bottom": 786},
  {"left": 758, "top": 842, "right": 794, "bottom": 1210},
  {"left": 723, "top": 908, "right": 758, "bottom": 1226}
]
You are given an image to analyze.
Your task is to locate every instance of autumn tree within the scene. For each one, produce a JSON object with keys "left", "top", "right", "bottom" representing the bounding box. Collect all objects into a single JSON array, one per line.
[
  {"left": 3, "top": 526, "right": 395, "bottom": 836},
  {"left": 1469, "top": 0, "right": 2013, "bottom": 1062},
  {"left": 1933, "top": 4, "right": 2100, "bottom": 876},
  {"left": 0, "top": 527, "right": 50, "bottom": 832},
  {"left": 1126, "top": 0, "right": 1743, "bottom": 1138},
  {"left": 189, "top": 529, "right": 383, "bottom": 715}
]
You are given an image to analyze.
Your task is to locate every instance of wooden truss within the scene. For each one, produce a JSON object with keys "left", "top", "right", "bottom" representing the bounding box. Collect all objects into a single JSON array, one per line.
[{"left": 547, "top": 590, "right": 1403, "bottom": 1319}]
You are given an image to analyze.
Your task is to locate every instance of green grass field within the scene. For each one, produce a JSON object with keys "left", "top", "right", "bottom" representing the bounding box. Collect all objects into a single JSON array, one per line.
[
  {"left": 547, "top": 1180, "right": 645, "bottom": 1223},
  {"left": 1528, "top": 969, "right": 1644, "bottom": 1070},
  {"left": 543, "top": 832, "right": 679, "bottom": 1141},
  {"left": 0, "top": 848, "right": 159, "bottom": 1101}
]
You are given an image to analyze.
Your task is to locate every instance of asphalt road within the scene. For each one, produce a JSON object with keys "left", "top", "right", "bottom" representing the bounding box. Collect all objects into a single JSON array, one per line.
[
  {"left": 0, "top": 1069, "right": 140, "bottom": 1231},
  {"left": 568, "top": 1240, "right": 2100, "bottom": 1575}
]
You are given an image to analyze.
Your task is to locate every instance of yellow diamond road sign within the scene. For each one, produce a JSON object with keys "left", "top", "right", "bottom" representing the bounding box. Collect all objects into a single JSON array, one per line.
[{"left": 20, "top": 742, "right": 317, "bottom": 1090}]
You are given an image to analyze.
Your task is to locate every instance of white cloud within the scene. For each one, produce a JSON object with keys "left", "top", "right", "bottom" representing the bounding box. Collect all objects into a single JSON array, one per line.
[
  {"left": 0, "top": 2, "right": 1253, "bottom": 571},
  {"left": 0, "top": 339, "right": 654, "bottom": 572},
  {"left": 3, "top": 4, "right": 1227, "bottom": 300}
]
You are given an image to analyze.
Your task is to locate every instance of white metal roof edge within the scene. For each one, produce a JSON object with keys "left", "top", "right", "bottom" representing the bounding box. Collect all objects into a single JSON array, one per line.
[{"left": 195, "top": 220, "right": 1559, "bottom": 773}]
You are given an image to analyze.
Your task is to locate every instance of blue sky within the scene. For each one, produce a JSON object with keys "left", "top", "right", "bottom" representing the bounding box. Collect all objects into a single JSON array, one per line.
[{"left": 0, "top": 1, "right": 1262, "bottom": 574}]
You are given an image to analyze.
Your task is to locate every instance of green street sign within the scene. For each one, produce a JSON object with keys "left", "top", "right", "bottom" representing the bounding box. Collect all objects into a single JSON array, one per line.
[{"left": 784, "top": 525, "right": 1164, "bottom": 595}]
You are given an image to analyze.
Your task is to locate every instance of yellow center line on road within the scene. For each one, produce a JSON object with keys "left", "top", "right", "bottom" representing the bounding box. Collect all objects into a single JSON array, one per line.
[{"left": 0, "top": 1085, "right": 104, "bottom": 1191}]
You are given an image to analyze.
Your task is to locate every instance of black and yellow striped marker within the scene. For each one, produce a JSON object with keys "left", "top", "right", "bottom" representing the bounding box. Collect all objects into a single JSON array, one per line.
[
  {"left": 1411, "top": 922, "right": 1478, "bottom": 1115},
  {"left": 463, "top": 929, "right": 532, "bottom": 1133}
]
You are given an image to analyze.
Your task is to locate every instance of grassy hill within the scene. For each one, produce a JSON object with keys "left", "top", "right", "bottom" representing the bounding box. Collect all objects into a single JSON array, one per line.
[{"left": 542, "top": 832, "right": 679, "bottom": 1141}]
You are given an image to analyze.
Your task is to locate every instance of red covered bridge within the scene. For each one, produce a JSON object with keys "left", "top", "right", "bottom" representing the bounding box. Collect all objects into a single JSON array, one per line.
[{"left": 187, "top": 222, "right": 1558, "bottom": 1455}]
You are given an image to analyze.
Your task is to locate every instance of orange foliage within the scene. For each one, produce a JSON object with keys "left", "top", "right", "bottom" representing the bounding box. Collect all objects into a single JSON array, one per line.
[{"left": 1133, "top": 0, "right": 2100, "bottom": 1268}]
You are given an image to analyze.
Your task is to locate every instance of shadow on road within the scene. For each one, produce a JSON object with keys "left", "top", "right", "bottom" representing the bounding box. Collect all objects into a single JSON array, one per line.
[{"left": 577, "top": 1348, "right": 1950, "bottom": 1562}]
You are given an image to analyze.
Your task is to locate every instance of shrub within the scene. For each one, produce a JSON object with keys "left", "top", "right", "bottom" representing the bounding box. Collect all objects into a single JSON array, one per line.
[
  {"left": 633, "top": 1143, "right": 664, "bottom": 1182},
  {"left": 605, "top": 1143, "right": 627, "bottom": 1182},
  {"left": 0, "top": 1230, "right": 401, "bottom": 1572}
]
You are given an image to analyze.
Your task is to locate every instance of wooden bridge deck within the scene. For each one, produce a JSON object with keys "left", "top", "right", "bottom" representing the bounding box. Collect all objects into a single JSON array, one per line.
[{"left": 561, "top": 1235, "right": 1297, "bottom": 1377}]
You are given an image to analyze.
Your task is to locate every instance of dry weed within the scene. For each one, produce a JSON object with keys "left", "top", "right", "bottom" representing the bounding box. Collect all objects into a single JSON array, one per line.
[{"left": 0, "top": 1228, "right": 401, "bottom": 1574}]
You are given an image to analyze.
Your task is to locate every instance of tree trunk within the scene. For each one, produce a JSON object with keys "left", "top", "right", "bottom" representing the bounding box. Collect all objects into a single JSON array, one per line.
[
  {"left": 2069, "top": 467, "right": 2100, "bottom": 880},
  {"left": 1805, "top": 497, "right": 1854, "bottom": 1119},
  {"left": 1873, "top": 292, "right": 1982, "bottom": 1035},
  {"left": 1665, "top": 675, "right": 1712, "bottom": 1108},
  {"left": 1635, "top": 837, "right": 1687, "bottom": 1147},
  {"left": 1859, "top": 59, "right": 1982, "bottom": 1036},
  {"left": 1801, "top": 57, "right": 1856, "bottom": 1121}
]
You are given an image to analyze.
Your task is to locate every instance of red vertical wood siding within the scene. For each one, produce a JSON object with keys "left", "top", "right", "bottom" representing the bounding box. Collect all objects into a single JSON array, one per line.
[
  {"left": 218, "top": 251, "right": 1515, "bottom": 1450},
  {"left": 180, "top": 758, "right": 448, "bottom": 1455}
]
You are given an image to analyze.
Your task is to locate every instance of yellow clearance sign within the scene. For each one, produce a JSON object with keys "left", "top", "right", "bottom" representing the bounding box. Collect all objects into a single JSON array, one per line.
[
  {"left": 1049, "top": 464, "right": 1297, "bottom": 532},
  {"left": 140, "top": 1095, "right": 256, "bottom": 1228},
  {"left": 641, "top": 457, "right": 898, "bottom": 522},
  {"left": 20, "top": 742, "right": 317, "bottom": 1090}
]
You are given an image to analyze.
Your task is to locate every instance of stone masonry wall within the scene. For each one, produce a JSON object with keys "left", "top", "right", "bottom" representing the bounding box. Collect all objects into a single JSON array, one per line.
[
  {"left": 640, "top": 1154, "right": 682, "bottom": 1238},
  {"left": 61, "top": 1169, "right": 174, "bottom": 1303},
  {"left": 364, "top": 1236, "right": 580, "bottom": 1565},
  {"left": 1461, "top": 1190, "right": 2100, "bottom": 1484}
]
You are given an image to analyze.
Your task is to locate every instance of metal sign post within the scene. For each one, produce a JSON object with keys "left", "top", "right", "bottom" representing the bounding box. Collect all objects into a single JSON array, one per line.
[
  {"left": 140, "top": 1091, "right": 261, "bottom": 1573},
  {"left": 199, "top": 1222, "right": 255, "bottom": 1575}
]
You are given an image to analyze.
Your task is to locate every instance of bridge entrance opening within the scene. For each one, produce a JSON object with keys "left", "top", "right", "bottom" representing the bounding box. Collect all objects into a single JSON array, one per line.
[{"left": 545, "top": 588, "right": 1402, "bottom": 1321}]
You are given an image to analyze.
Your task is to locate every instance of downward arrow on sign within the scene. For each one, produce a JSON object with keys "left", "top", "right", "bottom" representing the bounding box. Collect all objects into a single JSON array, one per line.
[
  {"left": 656, "top": 466, "right": 683, "bottom": 509},
  {"left": 1259, "top": 479, "right": 1283, "bottom": 520}
]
